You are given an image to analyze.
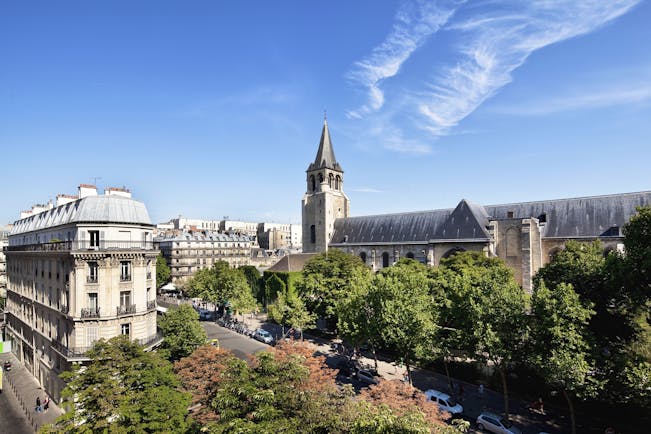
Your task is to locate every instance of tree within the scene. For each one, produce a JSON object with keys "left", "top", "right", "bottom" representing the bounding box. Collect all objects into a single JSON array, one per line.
[
  {"left": 529, "top": 282, "right": 599, "bottom": 434},
  {"left": 434, "top": 251, "right": 527, "bottom": 420},
  {"left": 156, "top": 252, "right": 171, "bottom": 288},
  {"left": 368, "top": 260, "right": 438, "bottom": 385},
  {"left": 175, "top": 345, "right": 236, "bottom": 424},
  {"left": 158, "top": 304, "right": 208, "bottom": 360},
  {"left": 186, "top": 262, "right": 257, "bottom": 317},
  {"left": 239, "top": 265, "right": 262, "bottom": 301},
  {"left": 268, "top": 291, "right": 316, "bottom": 339},
  {"left": 44, "top": 336, "right": 190, "bottom": 433},
  {"left": 264, "top": 273, "right": 287, "bottom": 305},
  {"left": 298, "top": 250, "right": 373, "bottom": 330}
]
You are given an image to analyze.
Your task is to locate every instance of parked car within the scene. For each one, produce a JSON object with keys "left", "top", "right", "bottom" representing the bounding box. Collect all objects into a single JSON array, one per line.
[
  {"left": 253, "top": 329, "right": 274, "bottom": 344},
  {"left": 476, "top": 412, "right": 522, "bottom": 434},
  {"left": 353, "top": 368, "right": 379, "bottom": 385},
  {"left": 3, "top": 361, "right": 11, "bottom": 371},
  {"left": 424, "top": 389, "right": 463, "bottom": 416}
]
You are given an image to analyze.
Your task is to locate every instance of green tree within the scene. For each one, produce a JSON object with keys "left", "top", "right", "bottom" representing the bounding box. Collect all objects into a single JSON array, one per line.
[
  {"left": 264, "top": 273, "right": 287, "bottom": 306},
  {"left": 268, "top": 290, "right": 316, "bottom": 339},
  {"left": 369, "top": 259, "right": 438, "bottom": 385},
  {"left": 435, "top": 251, "right": 527, "bottom": 420},
  {"left": 297, "top": 250, "right": 372, "bottom": 330},
  {"left": 239, "top": 265, "right": 262, "bottom": 301},
  {"left": 43, "top": 336, "right": 190, "bottom": 433},
  {"left": 156, "top": 252, "right": 171, "bottom": 288},
  {"left": 186, "top": 262, "right": 257, "bottom": 317},
  {"left": 158, "top": 304, "right": 208, "bottom": 361},
  {"left": 529, "top": 282, "right": 599, "bottom": 434}
]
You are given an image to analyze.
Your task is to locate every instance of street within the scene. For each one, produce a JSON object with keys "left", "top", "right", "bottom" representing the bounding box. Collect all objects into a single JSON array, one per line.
[
  {"left": 0, "top": 373, "right": 36, "bottom": 434},
  {"left": 202, "top": 321, "right": 269, "bottom": 359}
]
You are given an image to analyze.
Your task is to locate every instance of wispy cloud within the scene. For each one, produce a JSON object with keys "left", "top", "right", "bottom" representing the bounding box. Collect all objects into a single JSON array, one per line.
[
  {"left": 347, "top": 0, "right": 640, "bottom": 139},
  {"left": 351, "top": 187, "right": 384, "bottom": 193},
  {"left": 346, "top": 0, "right": 459, "bottom": 118},
  {"left": 492, "top": 81, "right": 651, "bottom": 116}
]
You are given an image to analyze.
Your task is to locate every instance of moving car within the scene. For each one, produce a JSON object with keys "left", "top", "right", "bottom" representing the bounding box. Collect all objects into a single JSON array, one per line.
[
  {"left": 424, "top": 389, "right": 463, "bottom": 416},
  {"left": 476, "top": 412, "right": 522, "bottom": 434},
  {"left": 253, "top": 328, "right": 274, "bottom": 344}
]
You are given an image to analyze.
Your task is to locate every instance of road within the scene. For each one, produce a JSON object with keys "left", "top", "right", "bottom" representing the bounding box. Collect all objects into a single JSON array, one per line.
[
  {"left": 202, "top": 321, "right": 269, "bottom": 359},
  {"left": 0, "top": 374, "right": 34, "bottom": 434}
]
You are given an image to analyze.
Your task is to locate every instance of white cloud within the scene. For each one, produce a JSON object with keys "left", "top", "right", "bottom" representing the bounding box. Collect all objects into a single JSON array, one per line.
[
  {"left": 347, "top": 0, "right": 640, "bottom": 139},
  {"left": 351, "top": 187, "right": 384, "bottom": 193}
]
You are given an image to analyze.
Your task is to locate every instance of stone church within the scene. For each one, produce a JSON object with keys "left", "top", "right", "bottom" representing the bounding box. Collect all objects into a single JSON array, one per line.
[{"left": 302, "top": 119, "right": 651, "bottom": 291}]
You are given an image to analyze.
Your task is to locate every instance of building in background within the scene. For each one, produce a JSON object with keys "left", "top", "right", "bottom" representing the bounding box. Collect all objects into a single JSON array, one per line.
[
  {"left": 257, "top": 222, "right": 302, "bottom": 251},
  {"left": 4, "top": 184, "right": 161, "bottom": 402},
  {"left": 303, "top": 120, "right": 651, "bottom": 292},
  {"left": 155, "top": 231, "right": 253, "bottom": 284},
  {"left": 0, "top": 225, "right": 10, "bottom": 300}
]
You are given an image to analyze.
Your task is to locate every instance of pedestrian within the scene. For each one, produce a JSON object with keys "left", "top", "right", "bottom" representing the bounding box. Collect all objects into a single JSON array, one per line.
[
  {"left": 35, "top": 396, "right": 42, "bottom": 413},
  {"left": 44, "top": 396, "right": 50, "bottom": 412},
  {"left": 478, "top": 383, "right": 484, "bottom": 398}
]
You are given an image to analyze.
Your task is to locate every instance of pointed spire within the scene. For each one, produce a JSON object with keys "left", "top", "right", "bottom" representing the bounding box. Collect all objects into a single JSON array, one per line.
[{"left": 309, "top": 116, "right": 342, "bottom": 172}]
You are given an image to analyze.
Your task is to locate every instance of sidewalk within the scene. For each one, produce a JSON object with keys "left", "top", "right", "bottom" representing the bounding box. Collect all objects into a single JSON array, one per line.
[{"left": 0, "top": 352, "right": 64, "bottom": 432}]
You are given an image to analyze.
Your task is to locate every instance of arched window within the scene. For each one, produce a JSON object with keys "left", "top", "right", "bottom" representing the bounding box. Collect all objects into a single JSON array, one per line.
[
  {"left": 442, "top": 247, "right": 465, "bottom": 259},
  {"left": 506, "top": 228, "right": 520, "bottom": 257},
  {"left": 310, "top": 225, "right": 316, "bottom": 244},
  {"left": 382, "top": 252, "right": 390, "bottom": 268},
  {"left": 318, "top": 173, "right": 324, "bottom": 184},
  {"left": 310, "top": 175, "right": 315, "bottom": 192},
  {"left": 360, "top": 252, "right": 367, "bottom": 263},
  {"left": 406, "top": 252, "right": 414, "bottom": 259},
  {"left": 328, "top": 173, "right": 333, "bottom": 188},
  {"left": 335, "top": 175, "right": 341, "bottom": 190}
]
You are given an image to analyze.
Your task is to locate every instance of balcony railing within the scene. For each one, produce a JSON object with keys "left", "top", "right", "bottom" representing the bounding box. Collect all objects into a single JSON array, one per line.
[
  {"left": 86, "top": 276, "right": 98, "bottom": 284},
  {"left": 60, "top": 304, "right": 69, "bottom": 314},
  {"left": 117, "top": 304, "right": 136, "bottom": 316},
  {"left": 147, "top": 300, "right": 157, "bottom": 311},
  {"left": 7, "top": 240, "right": 155, "bottom": 252},
  {"left": 52, "top": 331, "right": 164, "bottom": 360},
  {"left": 81, "top": 307, "right": 101, "bottom": 318},
  {"left": 146, "top": 272, "right": 152, "bottom": 280}
]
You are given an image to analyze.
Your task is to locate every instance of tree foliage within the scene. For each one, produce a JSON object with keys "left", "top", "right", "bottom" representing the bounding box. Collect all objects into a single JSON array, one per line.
[
  {"left": 186, "top": 261, "right": 257, "bottom": 315},
  {"left": 44, "top": 336, "right": 190, "bottom": 434},
  {"left": 298, "top": 250, "right": 373, "bottom": 329},
  {"left": 268, "top": 290, "right": 316, "bottom": 337},
  {"left": 158, "top": 304, "right": 208, "bottom": 361},
  {"left": 156, "top": 252, "right": 171, "bottom": 288}
]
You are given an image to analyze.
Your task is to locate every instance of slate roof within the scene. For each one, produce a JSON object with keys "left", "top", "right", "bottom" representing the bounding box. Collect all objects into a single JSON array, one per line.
[
  {"left": 267, "top": 253, "right": 317, "bottom": 272},
  {"left": 330, "top": 191, "right": 651, "bottom": 244},
  {"left": 10, "top": 195, "right": 152, "bottom": 235},
  {"left": 155, "top": 232, "right": 252, "bottom": 243},
  {"left": 307, "top": 119, "right": 342, "bottom": 172}
]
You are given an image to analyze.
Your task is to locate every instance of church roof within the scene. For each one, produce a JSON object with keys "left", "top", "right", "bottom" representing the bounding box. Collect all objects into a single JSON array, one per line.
[
  {"left": 330, "top": 191, "right": 651, "bottom": 245},
  {"left": 307, "top": 119, "right": 342, "bottom": 172},
  {"left": 267, "top": 253, "right": 317, "bottom": 272}
]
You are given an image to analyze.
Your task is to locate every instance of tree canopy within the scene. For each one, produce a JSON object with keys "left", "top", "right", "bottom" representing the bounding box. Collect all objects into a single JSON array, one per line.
[
  {"left": 44, "top": 336, "right": 191, "bottom": 434},
  {"left": 158, "top": 304, "right": 208, "bottom": 361},
  {"left": 156, "top": 252, "right": 171, "bottom": 288}
]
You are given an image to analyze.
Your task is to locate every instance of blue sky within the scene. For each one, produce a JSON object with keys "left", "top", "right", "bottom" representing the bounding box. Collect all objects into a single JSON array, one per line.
[{"left": 2, "top": 1, "right": 650, "bottom": 226}]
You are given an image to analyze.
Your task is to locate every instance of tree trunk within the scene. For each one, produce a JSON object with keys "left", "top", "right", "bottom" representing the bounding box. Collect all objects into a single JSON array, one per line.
[
  {"left": 371, "top": 345, "right": 379, "bottom": 371},
  {"left": 499, "top": 367, "right": 510, "bottom": 420},
  {"left": 563, "top": 389, "right": 576, "bottom": 434},
  {"left": 405, "top": 359, "right": 413, "bottom": 386},
  {"left": 443, "top": 356, "right": 453, "bottom": 394}
]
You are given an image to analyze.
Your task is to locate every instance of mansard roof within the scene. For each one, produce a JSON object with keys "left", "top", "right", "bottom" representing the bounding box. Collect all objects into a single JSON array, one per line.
[
  {"left": 267, "top": 253, "right": 317, "bottom": 272},
  {"left": 10, "top": 195, "right": 152, "bottom": 236},
  {"left": 307, "top": 119, "right": 342, "bottom": 172},
  {"left": 330, "top": 191, "right": 651, "bottom": 245}
]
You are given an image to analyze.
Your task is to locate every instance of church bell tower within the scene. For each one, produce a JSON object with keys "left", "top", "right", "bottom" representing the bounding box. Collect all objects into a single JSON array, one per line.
[{"left": 302, "top": 117, "right": 350, "bottom": 252}]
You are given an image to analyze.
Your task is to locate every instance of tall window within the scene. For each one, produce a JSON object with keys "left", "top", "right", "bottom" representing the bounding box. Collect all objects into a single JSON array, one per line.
[
  {"left": 335, "top": 175, "right": 340, "bottom": 190},
  {"left": 88, "top": 293, "right": 98, "bottom": 311},
  {"left": 328, "top": 173, "right": 333, "bottom": 188},
  {"left": 382, "top": 252, "right": 390, "bottom": 268},
  {"left": 310, "top": 225, "right": 316, "bottom": 244},
  {"left": 86, "top": 326, "right": 98, "bottom": 346},
  {"left": 89, "top": 230, "right": 100, "bottom": 248},
  {"left": 120, "top": 261, "right": 131, "bottom": 281},
  {"left": 87, "top": 261, "right": 98, "bottom": 283},
  {"left": 121, "top": 323, "right": 131, "bottom": 336},
  {"left": 120, "top": 291, "right": 132, "bottom": 307},
  {"left": 359, "top": 252, "right": 367, "bottom": 263}
]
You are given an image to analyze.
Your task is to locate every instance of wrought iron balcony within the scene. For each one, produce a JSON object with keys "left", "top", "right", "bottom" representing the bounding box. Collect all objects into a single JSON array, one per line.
[
  {"left": 147, "top": 300, "right": 157, "bottom": 311},
  {"left": 81, "top": 307, "right": 100, "bottom": 318},
  {"left": 86, "top": 276, "right": 98, "bottom": 284},
  {"left": 60, "top": 304, "right": 69, "bottom": 314},
  {"left": 120, "top": 274, "right": 131, "bottom": 282},
  {"left": 117, "top": 304, "right": 136, "bottom": 316},
  {"left": 7, "top": 240, "right": 155, "bottom": 252},
  {"left": 146, "top": 272, "right": 152, "bottom": 280}
]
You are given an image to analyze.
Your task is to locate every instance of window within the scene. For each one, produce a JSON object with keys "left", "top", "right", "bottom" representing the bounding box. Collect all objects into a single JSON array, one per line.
[
  {"left": 87, "top": 261, "right": 98, "bottom": 283},
  {"left": 318, "top": 173, "right": 324, "bottom": 184},
  {"left": 335, "top": 175, "right": 340, "bottom": 190},
  {"left": 89, "top": 230, "right": 100, "bottom": 248},
  {"left": 406, "top": 252, "right": 414, "bottom": 259},
  {"left": 382, "top": 252, "right": 390, "bottom": 268},
  {"left": 120, "top": 291, "right": 132, "bottom": 307},
  {"left": 88, "top": 293, "right": 98, "bottom": 311},
  {"left": 310, "top": 225, "right": 316, "bottom": 244},
  {"left": 121, "top": 323, "right": 131, "bottom": 336},
  {"left": 86, "top": 326, "right": 98, "bottom": 346},
  {"left": 120, "top": 261, "right": 131, "bottom": 281},
  {"left": 328, "top": 173, "right": 333, "bottom": 188},
  {"left": 359, "top": 252, "right": 367, "bottom": 263}
]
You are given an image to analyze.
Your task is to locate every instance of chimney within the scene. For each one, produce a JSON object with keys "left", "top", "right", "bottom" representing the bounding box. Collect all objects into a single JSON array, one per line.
[
  {"left": 78, "top": 184, "right": 98, "bottom": 199},
  {"left": 20, "top": 209, "right": 33, "bottom": 219},
  {"left": 31, "top": 201, "right": 53, "bottom": 215},
  {"left": 104, "top": 186, "right": 132, "bottom": 198},
  {"left": 56, "top": 194, "right": 78, "bottom": 207}
]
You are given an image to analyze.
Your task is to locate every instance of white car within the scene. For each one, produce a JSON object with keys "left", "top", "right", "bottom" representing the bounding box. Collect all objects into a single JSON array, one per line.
[
  {"left": 424, "top": 389, "right": 463, "bottom": 416},
  {"left": 476, "top": 412, "right": 522, "bottom": 434},
  {"left": 253, "top": 329, "right": 274, "bottom": 344}
]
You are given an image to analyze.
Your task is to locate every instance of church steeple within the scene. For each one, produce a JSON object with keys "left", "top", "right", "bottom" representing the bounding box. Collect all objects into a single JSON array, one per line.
[{"left": 308, "top": 118, "right": 342, "bottom": 172}]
